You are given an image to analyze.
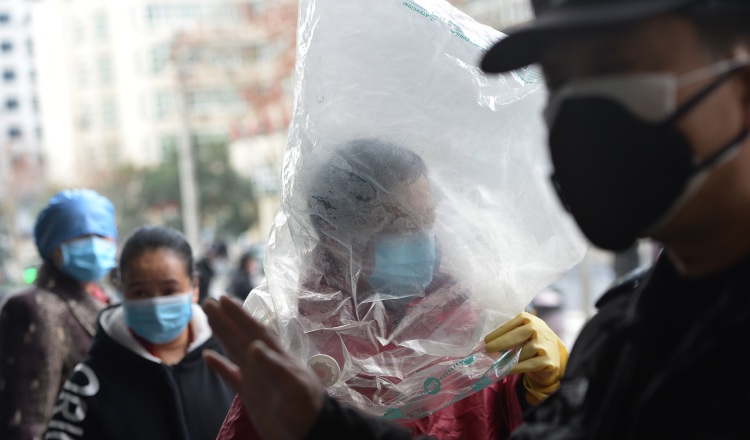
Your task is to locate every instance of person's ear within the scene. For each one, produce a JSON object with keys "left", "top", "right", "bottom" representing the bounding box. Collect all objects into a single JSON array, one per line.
[{"left": 49, "top": 247, "right": 63, "bottom": 267}]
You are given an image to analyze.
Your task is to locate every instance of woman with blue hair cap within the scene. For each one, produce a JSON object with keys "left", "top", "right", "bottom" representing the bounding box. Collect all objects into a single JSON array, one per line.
[{"left": 0, "top": 189, "right": 118, "bottom": 440}]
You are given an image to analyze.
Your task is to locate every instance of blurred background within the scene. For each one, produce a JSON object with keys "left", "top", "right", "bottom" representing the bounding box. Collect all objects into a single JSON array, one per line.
[{"left": 0, "top": 0, "right": 657, "bottom": 347}]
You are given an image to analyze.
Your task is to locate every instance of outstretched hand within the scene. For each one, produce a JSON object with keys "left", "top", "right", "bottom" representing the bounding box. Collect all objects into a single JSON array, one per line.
[
  {"left": 484, "top": 311, "right": 568, "bottom": 405},
  {"left": 203, "top": 295, "right": 325, "bottom": 440}
]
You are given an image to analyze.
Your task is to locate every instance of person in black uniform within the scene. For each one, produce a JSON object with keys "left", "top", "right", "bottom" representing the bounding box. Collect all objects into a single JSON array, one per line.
[
  {"left": 196, "top": 240, "right": 229, "bottom": 304},
  {"left": 45, "top": 225, "right": 234, "bottom": 440},
  {"left": 202, "top": 1, "right": 750, "bottom": 438},
  {"left": 227, "top": 251, "right": 261, "bottom": 301}
]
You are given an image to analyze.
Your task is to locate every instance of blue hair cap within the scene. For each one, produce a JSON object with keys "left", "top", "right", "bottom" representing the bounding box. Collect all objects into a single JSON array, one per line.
[{"left": 33, "top": 189, "right": 117, "bottom": 259}]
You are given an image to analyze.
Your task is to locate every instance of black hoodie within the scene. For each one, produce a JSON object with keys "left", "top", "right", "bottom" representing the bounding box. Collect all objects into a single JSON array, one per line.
[{"left": 45, "top": 304, "right": 235, "bottom": 440}]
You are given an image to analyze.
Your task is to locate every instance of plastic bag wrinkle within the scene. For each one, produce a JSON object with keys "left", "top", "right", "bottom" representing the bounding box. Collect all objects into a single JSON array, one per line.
[{"left": 245, "top": 0, "right": 587, "bottom": 420}]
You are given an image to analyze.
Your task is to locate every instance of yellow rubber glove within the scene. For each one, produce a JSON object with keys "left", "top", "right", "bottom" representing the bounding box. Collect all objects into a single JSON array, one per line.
[{"left": 484, "top": 311, "right": 568, "bottom": 406}]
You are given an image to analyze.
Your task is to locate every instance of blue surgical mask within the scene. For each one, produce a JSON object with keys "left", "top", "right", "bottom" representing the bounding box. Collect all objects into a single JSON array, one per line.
[
  {"left": 366, "top": 231, "right": 436, "bottom": 298},
  {"left": 123, "top": 292, "right": 194, "bottom": 344},
  {"left": 60, "top": 236, "right": 117, "bottom": 282}
]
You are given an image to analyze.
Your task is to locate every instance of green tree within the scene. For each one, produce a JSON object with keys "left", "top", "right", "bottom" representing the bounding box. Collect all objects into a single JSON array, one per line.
[
  {"left": 193, "top": 137, "right": 259, "bottom": 237},
  {"left": 100, "top": 139, "right": 258, "bottom": 241}
]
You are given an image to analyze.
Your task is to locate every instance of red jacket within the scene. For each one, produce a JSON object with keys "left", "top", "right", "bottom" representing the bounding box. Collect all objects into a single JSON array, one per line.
[
  {"left": 219, "top": 248, "right": 525, "bottom": 439},
  {"left": 215, "top": 373, "right": 523, "bottom": 440}
]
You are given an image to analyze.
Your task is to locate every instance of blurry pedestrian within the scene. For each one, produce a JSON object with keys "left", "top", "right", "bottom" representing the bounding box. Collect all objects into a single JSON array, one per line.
[
  {"left": 227, "top": 251, "right": 261, "bottom": 301},
  {"left": 45, "top": 225, "right": 234, "bottom": 440},
  {"left": 0, "top": 189, "right": 117, "bottom": 440},
  {"left": 196, "top": 240, "right": 229, "bottom": 304}
]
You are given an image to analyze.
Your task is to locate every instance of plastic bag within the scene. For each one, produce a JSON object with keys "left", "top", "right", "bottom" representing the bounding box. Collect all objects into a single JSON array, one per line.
[{"left": 244, "top": 0, "right": 587, "bottom": 420}]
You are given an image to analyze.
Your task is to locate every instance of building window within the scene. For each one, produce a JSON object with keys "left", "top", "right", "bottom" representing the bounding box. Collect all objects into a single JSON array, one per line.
[
  {"left": 1, "top": 41, "right": 12, "bottom": 53},
  {"left": 186, "top": 88, "right": 245, "bottom": 115},
  {"left": 3, "top": 70, "right": 15, "bottom": 82},
  {"left": 98, "top": 56, "right": 112, "bottom": 85},
  {"left": 5, "top": 98, "right": 18, "bottom": 111},
  {"left": 94, "top": 12, "right": 108, "bottom": 41},
  {"left": 79, "top": 105, "right": 93, "bottom": 130},
  {"left": 145, "top": 4, "right": 241, "bottom": 28},
  {"left": 7, "top": 126, "right": 21, "bottom": 139},
  {"left": 77, "top": 63, "right": 90, "bottom": 86},
  {"left": 101, "top": 98, "right": 117, "bottom": 127},
  {"left": 150, "top": 45, "right": 170, "bottom": 74},
  {"left": 154, "top": 91, "right": 176, "bottom": 119}
]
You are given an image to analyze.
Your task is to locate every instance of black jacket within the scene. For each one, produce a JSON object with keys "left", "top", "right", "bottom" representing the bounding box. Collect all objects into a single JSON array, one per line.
[
  {"left": 45, "top": 304, "right": 235, "bottom": 440},
  {"left": 197, "top": 259, "right": 214, "bottom": 304},
  {"left": 512, "top": 253, "right": 750, "bottom": 439}
]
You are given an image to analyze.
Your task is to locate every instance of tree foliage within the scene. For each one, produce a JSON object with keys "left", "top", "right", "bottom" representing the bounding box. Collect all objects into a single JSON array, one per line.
[{"left": 100, "top": 139, "right": 258, "bottom": 241}]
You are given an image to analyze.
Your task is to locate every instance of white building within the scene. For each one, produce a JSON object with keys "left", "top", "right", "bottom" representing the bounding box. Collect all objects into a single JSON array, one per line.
[
  {"left": 0, "top": 0, "right": 44, "bottom": 205},
  {"left": 32, "top": 0, "right": 291, "bottom": 187},
  {"left": 0, "top": 0, "right": 45, "bottom": 277},
  {"left": 0, "top": 0, "right": 42, "bottom": 159}
]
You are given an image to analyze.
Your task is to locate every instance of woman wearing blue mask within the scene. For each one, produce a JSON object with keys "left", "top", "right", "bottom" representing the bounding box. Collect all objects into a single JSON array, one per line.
[
  {"left": 45, "top": 225, "right": 234, "bottom": 440},
  {"left": 214, "top": 140, "right": 567, "bottom": 440},
  {"left": 0, "top": 188, "right": 117, "bottom": 440}
]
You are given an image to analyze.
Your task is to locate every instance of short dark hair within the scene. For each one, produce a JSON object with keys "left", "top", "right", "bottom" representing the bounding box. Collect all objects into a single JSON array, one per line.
[
  {"left": 238, "top": 250, "right": 257, "bottom": 270},
  {"left": 207, "top": 240, "right": 228, "bottom": 258},
  {"left": 118, "top": 225, "right": 194, "bottom": 282},
  {"left": 307, "top": 139, "right": 427, "bottom": 240}
]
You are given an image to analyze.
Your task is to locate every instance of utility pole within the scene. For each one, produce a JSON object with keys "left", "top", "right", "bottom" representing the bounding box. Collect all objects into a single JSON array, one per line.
[{"left": 172, "top": 36, "right": 201, "bottom": 249}]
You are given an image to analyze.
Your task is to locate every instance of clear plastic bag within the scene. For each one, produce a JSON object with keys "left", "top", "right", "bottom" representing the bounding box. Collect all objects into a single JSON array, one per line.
[{"left": 244, "top": 0, "right": 587, "bottom": 420}]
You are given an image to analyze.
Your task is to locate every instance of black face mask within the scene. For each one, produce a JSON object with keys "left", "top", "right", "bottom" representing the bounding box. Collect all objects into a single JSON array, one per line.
[{"left": 548, "top": 68, "right": 748, "bottom": 251}]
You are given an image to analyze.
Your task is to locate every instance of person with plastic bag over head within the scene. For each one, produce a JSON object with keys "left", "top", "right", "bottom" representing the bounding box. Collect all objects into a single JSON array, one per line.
[
  {"left": 45, "top": 225, "right": 235, "bottom": 440},
  {"left": 203, "top": 0, "right": 589, "bottom": 438},
  {"left": 0, "top": 189, "right": 117, "bottom": 440},
  {"left": 206, "top": 140, "right": 567, "bottom": 440}
]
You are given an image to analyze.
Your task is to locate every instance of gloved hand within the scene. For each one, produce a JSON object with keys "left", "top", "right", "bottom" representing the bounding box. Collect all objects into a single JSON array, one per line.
[{"left": 484, "top": 311, "right": 568, "bottom": 405}]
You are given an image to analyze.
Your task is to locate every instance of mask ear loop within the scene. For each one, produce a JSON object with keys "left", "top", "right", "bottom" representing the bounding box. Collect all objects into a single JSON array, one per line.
[
  {"left": 670, "top": 61, "right": 750, "bottom": 170},
  {"left": 666, "top": 63, "right": 747, "bottom": 124},
  {"left": 642, "top": 65, "right": 750, "bottom": 236}
]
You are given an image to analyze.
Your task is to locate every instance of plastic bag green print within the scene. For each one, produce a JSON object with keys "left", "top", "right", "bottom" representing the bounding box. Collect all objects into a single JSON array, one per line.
[
  {"left": 381, "top": 349, "right": 518, "bottom": 421},
  {"left": 401, "top": 1, "right": 483, "bottom": 49},
  {"left": 511, "top": 65, "right": 543, "bottom": 86}
]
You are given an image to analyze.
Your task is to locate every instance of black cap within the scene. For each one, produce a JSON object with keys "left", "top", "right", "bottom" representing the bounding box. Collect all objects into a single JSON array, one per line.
[{"left": 480, "top": 0, "right": 696, "bottom": 74}]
